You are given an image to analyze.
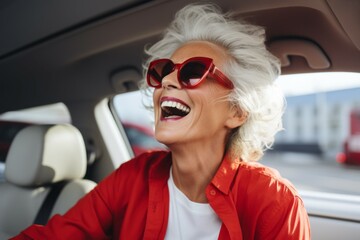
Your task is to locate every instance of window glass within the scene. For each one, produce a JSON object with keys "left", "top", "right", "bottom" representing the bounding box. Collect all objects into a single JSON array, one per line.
[
  {"left": 113, "top": 91, "right": 166, "bottom": 156},
  {"left": 268, "top": 72, "right": 360, "bottom": 195},
  {"left": 0, "top": 103, "right": 71, "bottom": 182},
  {"left": 112, "top": 72, "right": 360, "bottom": 195}
]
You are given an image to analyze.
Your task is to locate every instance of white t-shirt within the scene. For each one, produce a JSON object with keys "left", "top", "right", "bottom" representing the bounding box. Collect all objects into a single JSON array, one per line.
[{"left": 164, "top": 169, "right": 222, "bottom": 240}]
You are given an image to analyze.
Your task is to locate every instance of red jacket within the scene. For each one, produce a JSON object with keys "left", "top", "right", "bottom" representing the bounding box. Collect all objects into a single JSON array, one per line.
[{"left": 12, "top": 151, "right": 310, "bottom": 239}]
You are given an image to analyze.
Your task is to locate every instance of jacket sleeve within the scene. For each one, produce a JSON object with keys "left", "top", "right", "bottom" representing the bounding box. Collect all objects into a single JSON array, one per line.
[
  {"left": 257, "top": 194, "right": 311, "bottom": 240},
  {"left": 9, "top": 165, "right": 125, "bottom": 240}
]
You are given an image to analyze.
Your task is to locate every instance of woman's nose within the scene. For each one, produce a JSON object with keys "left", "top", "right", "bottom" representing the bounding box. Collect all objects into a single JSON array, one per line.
[{"left": 161, "top": 70, "right": 181, "bottom": 89}]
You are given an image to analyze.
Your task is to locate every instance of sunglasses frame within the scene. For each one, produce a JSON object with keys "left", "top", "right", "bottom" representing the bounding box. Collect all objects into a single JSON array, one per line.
[{"left": 146, "top": 57, "right": 234, "bottom": 89}]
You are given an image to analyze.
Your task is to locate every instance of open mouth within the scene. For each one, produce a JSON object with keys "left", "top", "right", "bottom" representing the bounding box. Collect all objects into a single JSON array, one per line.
[{"left": 161, "top": 100, "right": 190, "bottom": 119}]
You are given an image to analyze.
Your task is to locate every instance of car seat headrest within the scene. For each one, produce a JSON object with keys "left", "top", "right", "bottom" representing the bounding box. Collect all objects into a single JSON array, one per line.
[{"left": 5, "top": 124, "right": 87, "bottom": 187}]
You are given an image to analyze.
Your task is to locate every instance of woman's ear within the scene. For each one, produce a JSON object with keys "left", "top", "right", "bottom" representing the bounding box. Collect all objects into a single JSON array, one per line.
[{"left": 225, "top": 106, "right": 248, "bottom": 129}]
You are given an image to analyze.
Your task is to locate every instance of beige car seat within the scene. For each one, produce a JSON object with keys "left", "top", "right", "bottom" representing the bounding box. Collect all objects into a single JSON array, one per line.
[{"left": 0, "top": 124, "right": 97, "bottom": 239}]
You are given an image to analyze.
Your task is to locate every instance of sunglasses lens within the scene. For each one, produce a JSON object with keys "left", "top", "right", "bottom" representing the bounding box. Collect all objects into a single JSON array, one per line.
[
  {"left": 148, "top": 60, "right": 174, "bottom": 87},
  {"left": 180, "top": 61, "right": 207, "bottom": 87},
  {"left": 147, "top": 58, "right": 214, "bottom": 88}
]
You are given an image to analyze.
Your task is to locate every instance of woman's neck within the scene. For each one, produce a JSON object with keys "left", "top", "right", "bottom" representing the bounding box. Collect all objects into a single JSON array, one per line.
[{"left": 169, "top": 143, "right": 225, "bottom": 203}]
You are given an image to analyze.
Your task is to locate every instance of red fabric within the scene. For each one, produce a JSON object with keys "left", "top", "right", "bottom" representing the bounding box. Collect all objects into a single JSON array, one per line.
[{"left": 11, "top": 151, "right": 310, "bottom": 240}]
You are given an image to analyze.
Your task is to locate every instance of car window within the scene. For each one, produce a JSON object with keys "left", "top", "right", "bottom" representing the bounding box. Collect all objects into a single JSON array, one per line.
[
  {"left": 266, "top": 72, "right": 360, "bottom": 196},
  {"left": 112, "top": 72, "right": 360, "bottom": 196},
  {"left": 112, "top": 91, "right": 166, "bottom": 156},
  {"left": 0, "top": 103, "right": 71, "bottom": 182}
]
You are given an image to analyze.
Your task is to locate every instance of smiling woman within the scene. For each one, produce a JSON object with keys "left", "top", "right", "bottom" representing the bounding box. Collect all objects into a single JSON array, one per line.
[
  {"left": 12, "top": 3, "right": 310, "bottom": 240},
  {"left": 1, "top": 0, "right": 359, "bottom": 239}
]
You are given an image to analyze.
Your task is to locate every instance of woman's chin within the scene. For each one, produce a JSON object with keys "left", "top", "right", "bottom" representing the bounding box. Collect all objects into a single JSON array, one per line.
[
  {"left": 155, "top": 132, "right": 184, "bottom": 147},
  {"left": 155, "top": 136, "right": 175, "bottom": 146}
]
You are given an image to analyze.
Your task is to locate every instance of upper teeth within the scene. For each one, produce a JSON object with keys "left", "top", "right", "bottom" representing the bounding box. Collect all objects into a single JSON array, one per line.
[{"left": 161, "top": 100, "right": 190, "bottom": 113}]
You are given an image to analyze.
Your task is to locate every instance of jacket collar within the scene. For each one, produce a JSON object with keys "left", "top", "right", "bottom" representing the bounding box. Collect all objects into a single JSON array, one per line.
[
  {"left": 150, "top": 151, "right": 240, "bottom": 195},
  {"left": 211, "top": 154, "right": 241, "bottom": 195}
]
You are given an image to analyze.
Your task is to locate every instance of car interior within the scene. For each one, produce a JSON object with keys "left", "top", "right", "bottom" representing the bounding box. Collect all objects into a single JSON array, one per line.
[
  {"left": 0, "top": 0, "right": 359, "bottom": 239},
  {"left": 0, "top": 124, "right": 96, "bottom": 238}
]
